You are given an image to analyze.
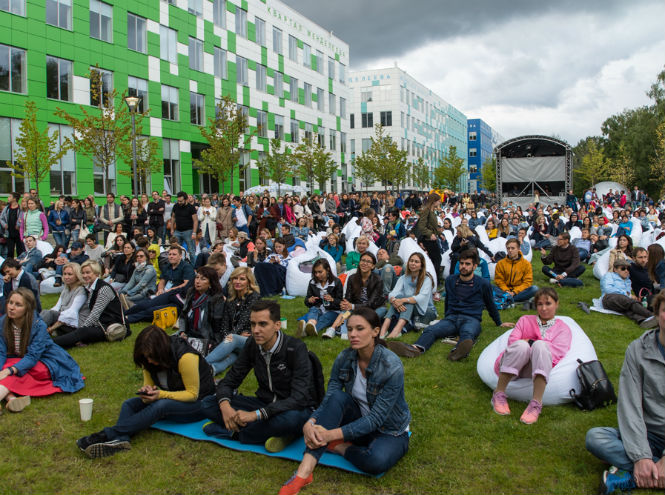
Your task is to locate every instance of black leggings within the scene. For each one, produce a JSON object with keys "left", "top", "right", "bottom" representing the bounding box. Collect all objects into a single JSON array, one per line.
[
  {"left": 420, "top": 239, "right": 442, "bottom": 280},
  {"left": 53, "top": 325, "right": 106, "bottom": 348}
]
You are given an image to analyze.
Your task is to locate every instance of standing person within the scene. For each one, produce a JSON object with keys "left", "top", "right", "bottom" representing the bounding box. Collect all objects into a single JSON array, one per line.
[
  {"left": 279, "top": 308, "right": 410, "bottom": 494},
  {"left": 197, "top": 195, "right": 217, "bottom": 246},
  {"left": 48, "top": 200, "right": 70, "bottom": 248},
  {"left": 215, "top": 196, "right": 234, "bottom": 241},
  {"left": 413, "top": 193, "right": 442, "bottom": 281},
  {"left": 232, "top": 196, "right": 252, "bottom": 235},
  {"left": 20, "top": 198, "right": 49, "bottom": 242},
  {"left": 0, "top": 288, "right": 85, "bottom": 414},
  {"left": 388, "top": 249, "right": 513, "bottom": 361},
  {"left": 171, "top": 191, "right": 198, "bottom": 260},
  {"left": 76, "top": 325, "right": 215, "bottom": 458},
  {"left": 124, "top": 197, "right": 147, "bottom": 239},
  {"left": 96, "top": 193, "right": 123, "bottom": 244},
  {"left": 585, "top": 291, "right": 665, "bottom": 494},
  {"left": 541, "top": 233, "right": 585, "bottom": 288},
  {"left": 147, "top": 191, "right": 166, "bottom": 244},
  {"left": 69, "top": 199, "right": 86, "bottom": 248},
  {"left": 1, "top": 193, "right": 24, "bottom": 258}
]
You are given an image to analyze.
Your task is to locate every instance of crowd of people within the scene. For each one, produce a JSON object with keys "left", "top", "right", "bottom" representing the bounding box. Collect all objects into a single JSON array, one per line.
[{"left": 0, "top": 185, "right": 664, "bottom": 494}]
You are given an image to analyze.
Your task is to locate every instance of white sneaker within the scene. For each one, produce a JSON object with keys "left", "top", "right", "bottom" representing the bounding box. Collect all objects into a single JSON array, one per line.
[
  {"left": 322, "top": 327, "right": 336, "bottom": 339},
  {"left": 340, "top": 333, "right": 349, "bottom": 340},
  {"left": 549, "top": 278, "right": 558, "bottom": 284}
]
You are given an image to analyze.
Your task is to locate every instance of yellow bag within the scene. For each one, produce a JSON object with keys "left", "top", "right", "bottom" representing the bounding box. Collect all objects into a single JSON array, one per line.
[{"left": 152, "top": 306, "right": 178, "bottom": 330}]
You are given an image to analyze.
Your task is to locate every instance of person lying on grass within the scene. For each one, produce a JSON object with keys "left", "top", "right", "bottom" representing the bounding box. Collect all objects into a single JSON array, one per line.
[
  {"left": 490, "top": 287, "right": 571, "bottom": 424},
  {"left": 200, "top": 300, "right": 318, "bottom": 453},
  {"left": 76, "top": 325, "right": 215, "bottom": 458},
  {"left": 0, "top": 288, "right": 84, "bottom": 414},
  {"left": 296, "top": 259, "right": 343, "bottom": 338},
  {"left": 279, "top": 307, "right": 411, "bottom": 495}
]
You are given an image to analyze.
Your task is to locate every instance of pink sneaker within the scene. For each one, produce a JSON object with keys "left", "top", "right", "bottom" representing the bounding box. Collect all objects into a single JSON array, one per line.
[
  {"left": 520, "top": 399, "right": 543, "bottom": 424},
  {"left": 491, "top": 391, "right": 510, "bottom": 415}
]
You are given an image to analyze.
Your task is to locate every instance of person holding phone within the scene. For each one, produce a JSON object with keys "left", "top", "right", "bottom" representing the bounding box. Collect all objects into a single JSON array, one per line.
[{"left": 76, "top": 325, "right": 215, "bottom": 458}]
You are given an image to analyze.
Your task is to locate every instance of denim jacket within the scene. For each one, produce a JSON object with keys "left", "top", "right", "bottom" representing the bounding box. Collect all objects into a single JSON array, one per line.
[{"left": 312, "top": 344, "right": 411, "bottom": 440}]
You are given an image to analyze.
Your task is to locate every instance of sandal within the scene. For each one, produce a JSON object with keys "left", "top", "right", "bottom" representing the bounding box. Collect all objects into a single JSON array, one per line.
[{"left": 7, "top": 395, "right": 30, "bottom": 413}]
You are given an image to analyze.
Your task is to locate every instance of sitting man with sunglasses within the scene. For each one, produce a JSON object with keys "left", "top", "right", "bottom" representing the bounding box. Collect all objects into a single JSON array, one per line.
[{"left": 601, "top": 259, "right": 658, "bottom": 329}]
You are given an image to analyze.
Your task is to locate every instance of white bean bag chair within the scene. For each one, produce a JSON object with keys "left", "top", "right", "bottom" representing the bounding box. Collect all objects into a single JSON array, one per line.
[
  {"left": 475, "top": 225, "right": 490, "bottom": 245},
  {"left": 37, "top": 240, "right": 53, "bottom": 257},
  {"left": 487, "top": 237, "right": 507, "bottom": 256},
  {"left": 450, "top": 216, "right": 461, "bottom": 229},
  {"left": 569, "top": 226, "right": 582, "bottom": 241},
  {"left": 441, "top": 249, "right": 452, "bottom": 279},
  {"left": 442, "top": 230, "right": 454, "bottom": 248},
  {"left": 39, "top": 276, "right": 64, "bottom": 295},
  {"left": 342, "top": 268, "right": 356, "bottom": 293},
  {"left": 285, "top": 248, "right": 337, "bottom": 297},
  {"left": 629, "top": 218, "right": 643, "bottom": 246},
  {"left": 397, "top": 237, "right": 437, "bottom": 287},
  {"left": 639, "top": 228, "right": 655, "bottom": 249},
  {"left": 592, "top": 250, "right": 611, "bottom": 280},
  {"left": 345, "top": 234, "right": 378, "bottom": 256},
  {"left": 477, "top": 316, "right": 597, "bottom": 405},
  {"left": 308, "top": 231, "right": 327, "bottom": 250},
  {"left": 341, "top": 219, "right": 361, "bottom": 240}
]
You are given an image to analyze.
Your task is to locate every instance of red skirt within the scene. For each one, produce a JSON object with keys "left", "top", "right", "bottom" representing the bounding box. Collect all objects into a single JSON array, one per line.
[{"left": 1, "top": 358, "right": 63, "bottom": 397}]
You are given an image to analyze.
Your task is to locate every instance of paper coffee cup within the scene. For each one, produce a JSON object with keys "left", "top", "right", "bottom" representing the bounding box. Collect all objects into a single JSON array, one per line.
[
  {"left": 79, "top": 398, "right": 93, "bottom": 421},
  {"left": 280, "top": 318, "right": 287, "bottom": 329}
]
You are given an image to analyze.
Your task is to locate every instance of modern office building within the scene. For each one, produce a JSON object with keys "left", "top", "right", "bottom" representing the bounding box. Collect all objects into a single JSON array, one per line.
[
  {"left": 0, "top": 0, "right": 350, "bottom": 201},
  {"left": 347, "top": 65, "right": 468, "bottom": 192},
  {"left": 467, "top": 118, "right": 503, "bottom": 193}
]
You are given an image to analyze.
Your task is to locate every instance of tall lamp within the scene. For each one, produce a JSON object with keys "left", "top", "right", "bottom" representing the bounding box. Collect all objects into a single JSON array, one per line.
[{"left": 124, "top": 96, "right": 141, "bottom": 196}]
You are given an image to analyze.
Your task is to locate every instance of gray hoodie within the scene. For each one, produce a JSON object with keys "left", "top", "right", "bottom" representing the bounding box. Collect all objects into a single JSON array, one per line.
[{"left": 617, "top": 329, "right": 665, "bottom": 462}]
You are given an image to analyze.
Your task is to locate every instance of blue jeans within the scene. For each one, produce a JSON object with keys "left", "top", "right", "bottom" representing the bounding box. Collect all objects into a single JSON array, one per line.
[
  {"left": 306, "top": 390, "right": 409, "bottom": 475},
  {"left": 174, "top": 229, "right": 194, "bottom": 259},
  {"left": 585, "top": 427, "right": 664, "bottom": 473},
  {"left": 577, "top": 248, "right": 590, "bottom": 263},
  {"left": 104, "top": 396, "right": 207, "bottom": 442},
  {"left": 53, "top": 231, "right": 67, "bottom": 247},
  {"left": 375, "top": 265, "right": 398, "bottom": 295},
  {"left": 542, "top": 265, "right": 585, "bottom": 287},
  {"left": 302, "top": 306, "right": 340, "bottom": 333},
  {"left": 494, "top": 285, "right": 539, "bottom": 303},
  {"left": 415, "top": 314, "right": 482, "bottom": 352},
  {"left": 125, "top": 291, "right": 184, "bottom": 323},
  {"left": 205, "top": 334, "right": 248, "bottom": 374},
  {"left": 200, "top": 394, "right": 311, "bottom": 445}
]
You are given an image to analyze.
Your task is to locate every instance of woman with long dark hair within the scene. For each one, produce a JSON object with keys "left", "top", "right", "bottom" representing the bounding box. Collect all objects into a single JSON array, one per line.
[
  {"left": 296, "top": 259, "right": 343, "bottom": 338},
  {"left": 413, "top": 193, "right": 442, "bottom": 280},
  {"left": 608, "top": 234, "right": 633, "bottom": 273},
  {"left": 76, "top": 325, "right": 215, "bottom": 458}
]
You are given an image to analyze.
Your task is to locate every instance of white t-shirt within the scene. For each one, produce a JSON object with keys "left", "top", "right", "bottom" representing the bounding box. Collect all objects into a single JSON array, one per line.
[{"left": 352, "top": 363, "right": 370, "bottom": 417}]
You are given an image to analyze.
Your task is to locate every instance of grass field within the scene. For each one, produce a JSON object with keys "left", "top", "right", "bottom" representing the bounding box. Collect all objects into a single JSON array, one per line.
[{"left": 0, "top": 254, "right": 659, "bottom": 495}]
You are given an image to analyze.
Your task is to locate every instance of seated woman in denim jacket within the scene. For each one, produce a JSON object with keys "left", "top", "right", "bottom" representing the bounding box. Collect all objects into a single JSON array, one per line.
[
  {"left": 380, "top": 252, "right": 436, "bottom": 339},
  {"left": 296, "top": 259, "right": 343, "bottom": 338},
  {"left": 119, "top": 248, "right": 157, "bottom": 306},
  {"left": 279, "top": 307, "right": 410, "bottom": 495}
]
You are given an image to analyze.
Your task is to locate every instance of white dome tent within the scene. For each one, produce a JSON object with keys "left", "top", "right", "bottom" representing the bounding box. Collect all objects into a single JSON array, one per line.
[{"left": 592, "top": 181, "right": 627, "bottom": 200}]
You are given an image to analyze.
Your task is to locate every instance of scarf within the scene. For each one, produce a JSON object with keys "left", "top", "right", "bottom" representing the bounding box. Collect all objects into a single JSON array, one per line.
[{"left": 188, "top": 291, "right": 209, "bottom": 334}]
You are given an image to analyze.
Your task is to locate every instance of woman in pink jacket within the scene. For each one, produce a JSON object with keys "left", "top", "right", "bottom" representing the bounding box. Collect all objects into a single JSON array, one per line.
[{"left": 491, "top": 287, "right": 571, "bottom": 424}]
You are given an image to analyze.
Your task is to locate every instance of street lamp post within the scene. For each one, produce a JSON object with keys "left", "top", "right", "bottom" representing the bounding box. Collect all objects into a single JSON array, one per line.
[{"left": 124, "top": 96, "right": 141, "bottom": 196}]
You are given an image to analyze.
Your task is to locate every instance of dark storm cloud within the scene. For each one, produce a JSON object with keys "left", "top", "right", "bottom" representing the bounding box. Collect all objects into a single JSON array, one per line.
[{"left": 281, "top": 0, "right": 652, "bottom": 67}]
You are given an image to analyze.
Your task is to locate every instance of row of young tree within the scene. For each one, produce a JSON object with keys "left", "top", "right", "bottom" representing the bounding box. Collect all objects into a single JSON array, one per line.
[{"left": 572, "top": 67, "right": 665, "bottom": 197}]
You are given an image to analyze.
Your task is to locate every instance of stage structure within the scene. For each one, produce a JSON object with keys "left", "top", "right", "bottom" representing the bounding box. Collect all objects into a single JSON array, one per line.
[{"left": 495, "top": 136, "right": 573, "bottom": 207}]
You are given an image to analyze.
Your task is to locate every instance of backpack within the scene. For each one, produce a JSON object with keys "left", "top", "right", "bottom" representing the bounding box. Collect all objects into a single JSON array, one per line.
[
  {"left": 492, "top": 285, "right": 513, "bottom": 310},
  {"left": 569, "top": 359, "right": 617, "bottom": 411},
  {"left": 288, "top": 347, "right": 326, "bottom": 406}
]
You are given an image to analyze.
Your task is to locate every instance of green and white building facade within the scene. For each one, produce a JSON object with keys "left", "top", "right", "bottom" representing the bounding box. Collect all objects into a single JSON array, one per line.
[
  {"left": 0, "top": 0, "right": 350, "bottom": 201},
  {"left": 348, "top": 66, "right": 468, "bottom": 192}
]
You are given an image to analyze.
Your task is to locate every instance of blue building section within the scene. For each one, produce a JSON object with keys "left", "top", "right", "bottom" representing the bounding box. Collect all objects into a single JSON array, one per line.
[{"left": 467, "top": 118, "right": 498, "bottom": 192}]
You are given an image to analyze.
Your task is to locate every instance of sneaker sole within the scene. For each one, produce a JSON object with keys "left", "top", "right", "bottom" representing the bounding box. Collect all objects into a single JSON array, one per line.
[
  {"left": 305, "top": 323, "right": 317, "bottom": 337},
  {"left": 491, "top": 399, "right": 511, "bottom": 416},
  {"left": 387, "top": 341, "right": 421, "bottom": 358},
  {"left": 295, "top": 321, "right": 305, "bottom": 339},
  {"left": 321, "top": 331, "right": 334, "bottom": 340},
  {"left": 85, "top": 441, "right": 131, "bottom": 458},
  {"left": 6, "top": 395, "right": 30, "bottom": 412},
  {"left": 448, "top": 339, "right": 474, "bottom": 361}
]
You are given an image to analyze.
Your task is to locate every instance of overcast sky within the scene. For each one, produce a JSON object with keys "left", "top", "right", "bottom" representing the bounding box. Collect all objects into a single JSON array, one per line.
[{"left": 283, "top": 0, "right": 665, "bottom": 145}]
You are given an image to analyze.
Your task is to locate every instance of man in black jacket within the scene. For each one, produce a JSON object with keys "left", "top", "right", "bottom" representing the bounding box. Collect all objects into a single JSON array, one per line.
[{"left": 201, "top": 300, "right": 317, "bottom": 453}]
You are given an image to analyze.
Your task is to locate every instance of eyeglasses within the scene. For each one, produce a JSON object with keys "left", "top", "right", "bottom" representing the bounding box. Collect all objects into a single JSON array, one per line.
[
  {"left": 617, "top": 266, "right": 629, "bottom": 271},
  {"left": 358, "top": 259, "right": 374, "bottom": 264}
]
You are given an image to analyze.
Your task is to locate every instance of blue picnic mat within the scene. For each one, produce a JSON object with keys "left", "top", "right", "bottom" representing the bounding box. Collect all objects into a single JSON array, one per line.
[{"left": 152, "top": 419, "right": 383, "bottom": 477}]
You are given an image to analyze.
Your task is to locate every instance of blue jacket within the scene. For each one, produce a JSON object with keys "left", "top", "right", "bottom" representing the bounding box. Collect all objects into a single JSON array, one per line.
[
  {"left": 601, "top": 271, "right": 632, "bottom": 297},
  {"left": 48, "top": 209, "right": 70, "bottom": 232},
  {"left": 313, "top": 344, "right": 411, "bottom": 439},
  {"left": 322, "top": 243, "right": 343, "bottom": 263},
  {"left": 655, "top": 260, "right": 665, "bottom": 289},
  {"left": 444, "top": 273, "right": 502, "bottom": 325},
  {"left": 0, "top": 314, "right": 84, "bottom": 393}
]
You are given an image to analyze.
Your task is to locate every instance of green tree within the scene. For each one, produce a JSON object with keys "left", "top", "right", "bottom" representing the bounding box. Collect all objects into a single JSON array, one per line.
[
  {"left": 291, "top": 138, "right": 337, "bottom": 193},
  {"left": 609, "top": 143, "right": 635, "bottom": 189},
  {"left": 651, "top": 120, "right": 665, "bottom": 197},
  {"left": 353, "top": 124, "right": 408, "bottom": 192},
  {"left": 412, "top": 157, "right": 431, "bottom": 190},
  {"left": 480, "top": 156, "right": 496, "bottom": 192},
  {"left": 193, "top": 96, "right": 252, "bottom": 194},
  {"left": 11, "top": 100, "right": 68, "bottom": 197},
  {"left": 573, "top": 139, "right": 609, "bottom": 187},
  {"left": 351, "top": 153, "right": 376, "bottom": 191},
  {"left": 433, "top": 145, "right": 466, "bottom": 191},
  {"left": 311, "top": 142, "right": 337, "bottom": 192},
  {"left": 258, "top": 138, "right": 294, "bottom": 196},
  {"left": 117, "top": 135, "right": 161, "bottom": 195}
]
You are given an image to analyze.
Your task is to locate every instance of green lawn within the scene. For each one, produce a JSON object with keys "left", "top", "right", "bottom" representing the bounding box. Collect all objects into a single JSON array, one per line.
[{"left": 1, "top": 254, "right": 659, "bottom": 494}]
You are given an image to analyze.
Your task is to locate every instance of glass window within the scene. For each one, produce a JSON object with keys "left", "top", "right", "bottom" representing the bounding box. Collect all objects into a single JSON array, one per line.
[
  {"left": 257, "top": 110, "right": 267, "bottom": 138},
  {"left": 316, "top": 51, "right": 323, "bottom": 74},
  {"left": 328, "top": 57, "right": 335, "bottom": 80},
  {"left": 361, "top": 91, "right": 372, "bottom": 102},
  {"left": 328, "top": 93, "right": 335, "bottom": 115},
  {"left": 89, "top": 66, "right": 112, "bottom": 107},
  {"left": 255, "top": 17, "right": 266, "bottom": 46},
  {"left": 361, "top": 112, "right": 373, "bottom": 128},
  {"left": 274, "top": 115, "right": 283, "bottom": 140},
  {"left": 273, "top": 27, "right": 282, "bottom": 54},
  {"left": 161, "top": 85, "right": 179, "bottom": 121},
  {"left": 302, "top": 43, "right": 310, "bottom": 68},
  {"left": 469, "top": 131, "right": 477, "bottom": 141},
  {"left": 48, "top": 124, "right": 76, "bottom": 195},
  {"left": 127, "top": 13, "right": 147, "bottom": 53},
  {"left": 214, "top": 47, "right": 227, "bottom": 79},
  {"left": 317, "top": 87, "right": 324, "bottom": 112},
  {"left": 288, "top": 35, "right": 297, "bottom": 62},
  {"left": 338, "top": 62, "right": 345, "bottom": 84},
  {"left": 190, "top": 92, "right": 204, "bottom": 125},
  {"left": 90, "top": 0, "right": 112, "bottom": 42},
  {"left": 236, "top": 56, "right": 248, "bottom": 85},
  {"left": 340, "top": 132, "right": 346, "bottom": 153},
  {"left": 188, "top": 0, "right": 202, "bottom": 16},
  {"left": 46, "top": 56, "right": 71, "bottom": 101},
  {"left": 162, "top": 138, "right": 180, "bottom": 194},
  {"left": 380, "top": 111, "right": 392, "bottom": 127},
  {"left": 469, "top": 148, "right": 477, "bottom": 157},
  {"left": 46, "top": 0, "right": 72, "bottom": 30},
  {"left": 303, "top": 83, "right": 311, "bottom": 107},
  {"left": 93, "top": 154, "right": 116, "bottom": 195},
  {"left": 0, "top": 0, "right": 25, "bottom": 16},
  {"left": 127, "top": 76, "right": 148, "bottom": 113},
  {"left": 349, "top": 113, "right": 354, "bottom": 129},
  {"left": 235, "top": 8, "right": 247, "bottom": 38},
  {"left": 329, "top": 130, "right": 336, "bottom": 151},
  {"left": 189, "top": 37, "right": 203, "bottom": 71},
  {"left": 317, "top": 126, "right": 324, "bottom": 147},
  {"left": 304, "top": 123, "right": 312, "bottom": 143},
  {"left": 274, "top": 71, "right": 283, "bottom": 98},
  {"left": 237, "top": 104, "right": 249, "bottom": 133},
  {"left": 238, "top": 151, "right": 250, "bottom": 191},
  {"left": 0, "top": 44, "right": 26, "bottom": 94},
  {"left": 256, "top": 64, "right": 266, "bottom": 92},
  {"left": 362, "top": 138, "right": 371, "bottom": 153},
  {"left": 289, "top": 77, "right": 298, "bottom": 102},
  {"left": 213, "top": 0, "right": 225, "bottom": 28},
  {"left": 339, "top": 97, "right": 346, "bottom": 119},
  {"left": 0, "top": 118, "right": 26, "bottom": 194},
  {"left": 160, "top": 26, "right": 177, "bottom": 63},
  {"left": 290, "top": 119, "right": 298, "bottom": 143}
]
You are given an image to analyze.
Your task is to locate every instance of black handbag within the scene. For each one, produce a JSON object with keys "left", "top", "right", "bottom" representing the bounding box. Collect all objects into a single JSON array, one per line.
[{"left": 569, "top": 359, "right": 617, "bottom": 411}]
